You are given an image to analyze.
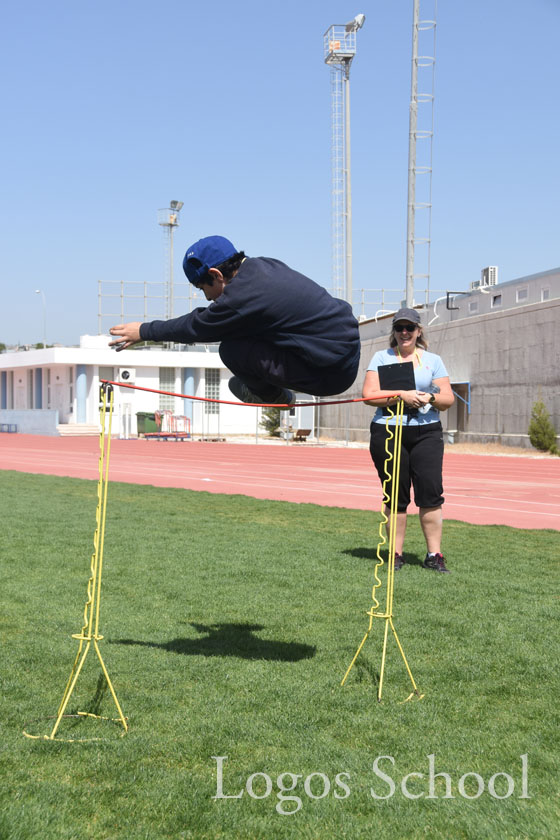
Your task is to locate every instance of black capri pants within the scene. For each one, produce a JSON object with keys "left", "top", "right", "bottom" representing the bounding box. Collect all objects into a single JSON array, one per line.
[{"left": 369, "top": 420, "right": 445, "bottom": 513}]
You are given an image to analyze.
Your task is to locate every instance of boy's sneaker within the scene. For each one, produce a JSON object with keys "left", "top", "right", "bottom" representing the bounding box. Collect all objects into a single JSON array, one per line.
[
  {"left": 422, "top": 553, "right": 451, "bottom": 573},
  {"left": 393, "top": 553, "right": 405, "bottom": 571},
  {"left": 228, "top": 376, "right": 295, "bottom": 409}
]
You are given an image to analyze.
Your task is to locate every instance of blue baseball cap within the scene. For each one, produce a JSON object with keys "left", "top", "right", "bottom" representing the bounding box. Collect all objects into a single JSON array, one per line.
[{"left": 183, "top": 235, "right": 238, "bottom": 284}]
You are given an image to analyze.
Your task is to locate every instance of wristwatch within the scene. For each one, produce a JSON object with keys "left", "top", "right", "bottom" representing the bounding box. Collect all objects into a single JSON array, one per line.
[{"left": 429, "top": 394, "right": 436, "bottom": 405}]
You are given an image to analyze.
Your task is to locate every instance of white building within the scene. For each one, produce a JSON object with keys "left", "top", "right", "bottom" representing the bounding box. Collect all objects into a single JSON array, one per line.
[{"left": 0, "top": 335, "right": 314, "bottom": 438}]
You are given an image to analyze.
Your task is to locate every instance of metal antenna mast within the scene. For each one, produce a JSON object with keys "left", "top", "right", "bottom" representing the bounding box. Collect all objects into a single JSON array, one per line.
[
  {"left": 158, "top": 200, "right": 184, "bottom": 320},
  {"left": 405, "top": 0, "right": 437, "bottom": 307},
  {"left": 324, "top": 14, "right": 365, "bottom": 306}
]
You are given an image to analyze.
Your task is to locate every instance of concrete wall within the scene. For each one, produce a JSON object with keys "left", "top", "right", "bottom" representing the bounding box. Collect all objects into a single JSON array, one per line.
[
  {"left": 0, "top": 409, "right": 59, "bottom": 435},
  {"left": 320, "top": 298, "right": 560, "bottom": 449}
]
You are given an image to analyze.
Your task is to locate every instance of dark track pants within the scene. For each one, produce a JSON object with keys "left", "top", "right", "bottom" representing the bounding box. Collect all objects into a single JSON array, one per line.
[{"left": 219, "top": 338, "right": 359, "bottom": 400}]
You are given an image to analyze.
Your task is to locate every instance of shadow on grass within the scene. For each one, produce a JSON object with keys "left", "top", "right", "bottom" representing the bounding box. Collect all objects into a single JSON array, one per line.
[
  {"left": 68, "top": 673, "right": 109, "bottom": 720},
  {"left": 344, "top": 547, "right": 423, "bottom": 567},
  {"left": 352, "top": 656, "right": 380, "bottom": 686},
  {"left": 111, "top": 622, "right": 316, "bottom": 662}
]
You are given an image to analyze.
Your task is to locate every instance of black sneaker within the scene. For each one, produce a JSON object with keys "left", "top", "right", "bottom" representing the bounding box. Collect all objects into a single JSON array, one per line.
[
  {"left": 393, "top": 553, "right": 405, "bottom": 571},
  {"left": 228, "top": 376, "right": 295, "bottom": 410},
  {"left": 422, "top": 553, "right": 451, "bottom": 573}
]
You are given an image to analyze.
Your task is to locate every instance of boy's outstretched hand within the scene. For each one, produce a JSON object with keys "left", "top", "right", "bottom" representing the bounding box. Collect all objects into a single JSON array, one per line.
[{"left": 109, "top": 323, "right": 142, "bottom": 351}]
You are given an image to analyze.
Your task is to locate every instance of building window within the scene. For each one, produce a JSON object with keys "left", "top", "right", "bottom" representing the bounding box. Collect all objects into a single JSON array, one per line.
[
  {"left": 159, "top": 368, "right": 176, "bottom": 411},
  {"left": 541, "top": 287, "right": 550, "bottom": 302},
  {"left": 98, "top": 366, "right": 114, "bottom": 408},
  {"left": 491, "top": 294, "right": 502, "bottom": 308},
  {"left": 99, "top": 367, "right": 114, "bottom": 385},
  {"left": 469, "top": 300, "right": 478, "bottom": 314},
  {"left": 46, "top": 368, "right": 51, "bottom": 409},
  {"left": 516, "top": 287, "right": 528, "bottom": 303},
  {"left": 205, "top": 369, "right": 220, "bottom": 414},
  {"left": 27, "top": 369, "right": 34, "bottom": 408}
]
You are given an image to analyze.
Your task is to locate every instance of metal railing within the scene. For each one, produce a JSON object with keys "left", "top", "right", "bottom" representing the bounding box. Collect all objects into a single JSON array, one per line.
[{"left": 350, "top": 288, "right": 448, "bottom": 322}]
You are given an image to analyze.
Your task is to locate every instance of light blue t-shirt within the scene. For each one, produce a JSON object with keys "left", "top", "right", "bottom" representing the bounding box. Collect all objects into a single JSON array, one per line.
[{"left": 368, "top": 348, "right": 448, "bottom": 426}]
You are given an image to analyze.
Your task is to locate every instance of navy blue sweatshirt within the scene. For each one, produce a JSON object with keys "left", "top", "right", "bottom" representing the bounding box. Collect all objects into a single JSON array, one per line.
[{"left": 139, "top": 257, "right": 360, "bottom": 369}]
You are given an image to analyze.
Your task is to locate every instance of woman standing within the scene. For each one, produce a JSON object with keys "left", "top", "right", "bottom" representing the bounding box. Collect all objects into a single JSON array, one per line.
[{"left": 363, "top": 308, "right": 455, "bottom": 573}]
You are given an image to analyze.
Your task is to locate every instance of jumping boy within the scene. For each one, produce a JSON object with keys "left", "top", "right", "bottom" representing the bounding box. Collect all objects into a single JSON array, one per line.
[{"left": 109, "top": 235, "right": 360, "bottom": 405}]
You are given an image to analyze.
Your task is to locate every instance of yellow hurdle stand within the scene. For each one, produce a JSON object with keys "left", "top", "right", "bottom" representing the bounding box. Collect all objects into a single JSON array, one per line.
[
  {"left": 24, "top": 383, "right": 128, "bottom": 741},
  {"left": 341, "top": 401, "right": 423, "bottom": 702}
]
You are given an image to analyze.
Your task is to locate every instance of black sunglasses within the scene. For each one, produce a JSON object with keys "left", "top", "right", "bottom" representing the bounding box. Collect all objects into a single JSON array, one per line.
[{"left": 394, "top": 323, "right": 418, "bottom": 333}]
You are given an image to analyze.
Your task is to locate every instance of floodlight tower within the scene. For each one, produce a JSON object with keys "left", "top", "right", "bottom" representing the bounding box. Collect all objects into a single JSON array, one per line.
[
  {"left": 324, "top": 13, "right": 365, "bottom": 306},
  {"left": 405, "top": 0, "right": 437, "bottom": 307},
  {"left": 158, "top": 200, "right": 184, "bottom": 320}
]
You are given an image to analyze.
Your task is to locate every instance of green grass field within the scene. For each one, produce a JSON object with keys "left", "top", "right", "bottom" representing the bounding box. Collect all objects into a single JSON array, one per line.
[{"left": 0, "top": 470, "right": 558, "bottom": 840}]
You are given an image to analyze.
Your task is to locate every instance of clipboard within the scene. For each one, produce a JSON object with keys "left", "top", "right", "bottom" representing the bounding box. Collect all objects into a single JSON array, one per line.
[{"left": 377, "top": 361, "right": 416, "bottom": 391}]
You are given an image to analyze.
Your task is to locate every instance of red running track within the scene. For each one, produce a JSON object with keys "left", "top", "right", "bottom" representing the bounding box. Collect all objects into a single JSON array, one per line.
[{"left": 0, "top": 434, "right": 559, "bottom": 531}]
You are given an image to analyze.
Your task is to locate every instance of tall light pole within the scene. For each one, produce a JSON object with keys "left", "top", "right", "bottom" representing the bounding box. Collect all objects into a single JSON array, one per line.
[
  {"left": 158, "top": 200, "right": 184, "bottom": 320},
  {"left": 34, "top": 289, "right": 47, "bottom": 347},
  {"left": 405, "top": 0, "right": 437, "bottom": 307},
  {"left": 324, "top": 14, "right": 365, "bottom": 308}
]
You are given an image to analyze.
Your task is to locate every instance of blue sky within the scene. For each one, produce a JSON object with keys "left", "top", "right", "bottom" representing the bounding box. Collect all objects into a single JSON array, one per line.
[{"left": 1, "top": 0, "right": 558, "bottom": 345}]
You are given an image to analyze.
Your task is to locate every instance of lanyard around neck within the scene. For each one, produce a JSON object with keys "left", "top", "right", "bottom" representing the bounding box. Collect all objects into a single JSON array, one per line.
[{"left": 396, "top": 347, "right": 422, "bottom": 368}]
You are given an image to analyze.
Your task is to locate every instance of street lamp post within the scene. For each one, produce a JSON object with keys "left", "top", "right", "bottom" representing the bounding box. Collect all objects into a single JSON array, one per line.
[{"left": 35, "top": 289, "right": 47, "bottom": 347}]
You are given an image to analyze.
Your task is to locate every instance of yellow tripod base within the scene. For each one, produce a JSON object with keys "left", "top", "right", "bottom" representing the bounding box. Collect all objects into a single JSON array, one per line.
[
  {"left": 23, "top": 635, "right": 128, "bottom": 742},
  {"left": 341, "top": 610, "right": 423, "bottom": 703}
]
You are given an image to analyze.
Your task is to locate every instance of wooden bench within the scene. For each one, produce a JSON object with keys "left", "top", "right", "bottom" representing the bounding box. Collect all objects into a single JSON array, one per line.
[{"left": 293, "top": 429, "right": 312, "bottom": 442}]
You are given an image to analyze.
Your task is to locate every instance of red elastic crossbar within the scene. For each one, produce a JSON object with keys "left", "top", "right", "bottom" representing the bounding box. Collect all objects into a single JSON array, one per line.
[{"left": 100, "top": 380, "right": 398, "bottom": 409}]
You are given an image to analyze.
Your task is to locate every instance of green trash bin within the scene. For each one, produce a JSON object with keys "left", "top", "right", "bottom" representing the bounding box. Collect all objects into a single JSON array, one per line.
[{"left": 136, "top": 412, "right": 158, "bottom": 435}]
